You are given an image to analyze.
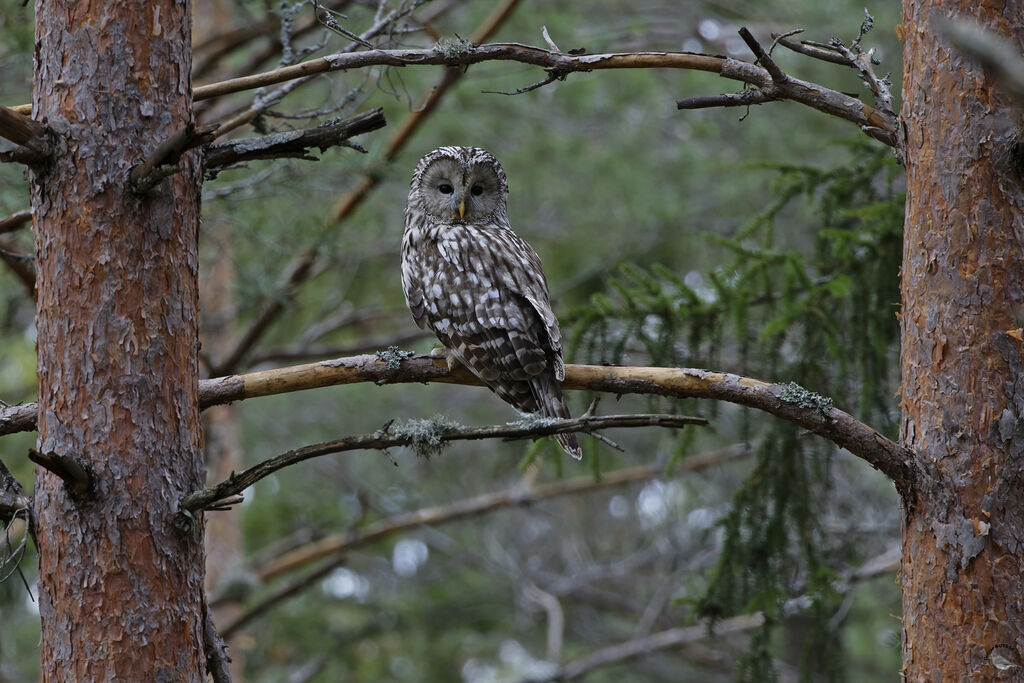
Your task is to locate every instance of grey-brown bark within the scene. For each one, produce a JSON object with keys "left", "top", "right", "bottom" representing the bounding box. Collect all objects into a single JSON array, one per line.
[
  {"left": 30, "top": 0, "right": 206, "bottom": 679},
  {"left": 899, "top": 0, "right": 1024, "bottom": 678}
]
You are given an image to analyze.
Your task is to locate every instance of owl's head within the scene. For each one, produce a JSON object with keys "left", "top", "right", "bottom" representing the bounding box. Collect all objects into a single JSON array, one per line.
[{"left": 410, "top": 146, "right": 509, "bottom": 224}]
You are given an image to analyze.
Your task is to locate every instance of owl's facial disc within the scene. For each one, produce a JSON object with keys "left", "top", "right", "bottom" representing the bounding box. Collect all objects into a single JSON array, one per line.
[{"left": 420, "top": 157, "right": 502, "bottom": 222}]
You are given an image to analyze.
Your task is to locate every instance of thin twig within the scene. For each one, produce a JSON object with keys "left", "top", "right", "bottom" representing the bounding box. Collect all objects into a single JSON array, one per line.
[
  {"left": 178, "top": 413, "right": 708, "bottom": 517},
  {"left": 0, "top": 210, "right": 31, "bottom": 235}
]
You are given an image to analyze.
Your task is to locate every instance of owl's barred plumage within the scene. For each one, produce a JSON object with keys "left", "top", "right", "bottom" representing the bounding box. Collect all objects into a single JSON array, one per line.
[{"left": 402, "top": 146, "right": 582, "bottom": 459}]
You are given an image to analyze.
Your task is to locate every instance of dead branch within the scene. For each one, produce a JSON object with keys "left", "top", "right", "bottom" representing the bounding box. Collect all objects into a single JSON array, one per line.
[
  {"left": 1, "top": 354, "right": 919, "bottom": 496},
  {"left": 0, "top": 105, "right": 46, "bottom": 145},
  {"left": 178, "top": 412, "right": 708, "bottom": 518},
  {"left": 129, "top": 122, "right": 218, "bottom": 194},
  {"left": 203, "top": 107, "right": 385, "bottom": 175},
  {"left": 0, "top": 210, "right": 31, "bottom": 235},
  {"left": 0, "top": 105, "right": 52, "bottom": 165},
  {"left": 190, "top": 35, "right": 897, "bottom": 147},
  {"left": 28, "top": 448, "right": 92, "bottom": 498}
]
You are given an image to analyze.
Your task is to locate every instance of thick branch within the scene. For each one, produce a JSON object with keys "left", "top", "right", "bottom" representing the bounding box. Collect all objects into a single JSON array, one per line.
[
  {"left": 0, "top": 105, "right": 52, "bottom": 164},
  {"left": 28, "top": 448, "right": 92, "bottom": 497},
  {"left": 203, "top": 108, "right": 385, "bottom": 174},
  {"left": 1, "top": 354, "right": 918, "bottom": 495},
  {"left": 191, "top": 44, "right": 724, "bottom": 103},
  {"left": 9, "top": 36, "right": 897, "bottom": 147},
  {"left": 0, "top": 105, "right": 46, "bottom": 146},
  {"left": 130, "top": 122, "right": 218, "bottom": 194},
  {"left": 179, "top": 413, "right": 708, "bottom": 517}
]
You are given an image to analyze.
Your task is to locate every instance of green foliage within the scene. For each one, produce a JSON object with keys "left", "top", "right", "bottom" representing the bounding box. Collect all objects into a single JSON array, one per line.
[{"left": 573, "top": 141, "right": 903, "bottom": 680}]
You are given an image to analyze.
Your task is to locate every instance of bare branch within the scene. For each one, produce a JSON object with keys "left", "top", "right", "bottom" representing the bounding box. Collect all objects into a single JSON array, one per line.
[
  {"left": 0, "top": 105, "right": 52, "bottom": 165},
  {"left": 190, "top": 44, "right": 720, "bottom": 103},
  {"left": 677, "top": 90, "right": 775, "bottom": 110},
  {"left": 0, "top": 105, "right": 46, "bottom": 146},
  {"left": 738, "top": 27, "right": 787, "bottom": 84},
  {"left": 203, "top": 107, "right": 385, "bottom": 175},
  {"left": 2, "top": 354, "right": 919, "bottom": 496},
  {"left": 0, "top": 210, "right": 31, "bottom": 235},
  {"left": 773, "top": 34, "right": 852, "bottom": 66},
  {"left": 129, "top": 122, "right": 218, "bottom": 194},
  {"left": 27, "top": 448, "right": 92, "bottom": 497},
  {"left": 178, "top": 412, "right": 708, "bottom": 517}
]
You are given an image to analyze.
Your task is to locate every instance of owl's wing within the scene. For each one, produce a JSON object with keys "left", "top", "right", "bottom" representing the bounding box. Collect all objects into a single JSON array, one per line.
[
  {"left": 419, "top": 225, "right": 564, "bottom": 407},
  {"left": 480, "top": 228, "right": 566, "bottom": 381}
]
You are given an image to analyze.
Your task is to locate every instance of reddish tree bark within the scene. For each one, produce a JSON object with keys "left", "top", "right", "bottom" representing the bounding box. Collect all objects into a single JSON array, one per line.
[
  {"left": 900, "top": 1, "right": 1024, "bottom": 679},
  {"left": 30, "top": 0, "right": 206, "bottom": 679}
]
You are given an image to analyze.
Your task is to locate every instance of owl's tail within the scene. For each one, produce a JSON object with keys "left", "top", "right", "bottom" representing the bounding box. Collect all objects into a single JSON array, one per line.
[{"left": 532, "top": 376, "right": 583, "bottom": 460}]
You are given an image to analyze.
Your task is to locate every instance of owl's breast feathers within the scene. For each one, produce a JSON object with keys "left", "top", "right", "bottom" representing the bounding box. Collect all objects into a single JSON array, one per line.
[{"left": 403, "top": 224, "right": 564, "bottom": 387}]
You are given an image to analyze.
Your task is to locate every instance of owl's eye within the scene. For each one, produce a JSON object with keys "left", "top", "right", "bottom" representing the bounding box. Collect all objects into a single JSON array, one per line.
[
  {"left": 438, "top": 183, "right": 454, "bottom": 194},
  {"left": 470, "top": 184, "right": 484, "bottom": 196}
]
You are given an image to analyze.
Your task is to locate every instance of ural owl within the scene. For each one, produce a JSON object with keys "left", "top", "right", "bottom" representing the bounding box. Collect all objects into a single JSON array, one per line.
[{"left": 401, "top": 146, "right": 581, "bottom": 459}]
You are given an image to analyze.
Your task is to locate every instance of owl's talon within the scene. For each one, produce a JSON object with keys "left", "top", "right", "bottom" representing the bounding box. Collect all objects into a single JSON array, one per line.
[{"left": 430, "top": 346, "right": 461, "bottom": 372}]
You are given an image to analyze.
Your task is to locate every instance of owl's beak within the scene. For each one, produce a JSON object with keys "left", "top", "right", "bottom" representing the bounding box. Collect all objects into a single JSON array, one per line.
[{"left": 458, "top": 200, "right": 466, "bottom": 218}]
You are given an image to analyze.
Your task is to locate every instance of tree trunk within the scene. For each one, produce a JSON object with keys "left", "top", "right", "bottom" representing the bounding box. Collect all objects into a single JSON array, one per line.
[
  {"left": 30, "top": 0, "right": 205, "bottom": 679},
  {"left": 900, "top": 1, "right": 1024, "bottom": 679}
]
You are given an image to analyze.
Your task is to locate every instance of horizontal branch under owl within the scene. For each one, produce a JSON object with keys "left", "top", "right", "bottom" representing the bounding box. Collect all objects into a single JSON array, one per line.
[
  {"left": 176, "top": 411, "right": 709, "bottom": 520},
  {"left": 1, "top": 353, "right": 920, "bottom": 497},
  {"left": 8, "top": 29, "right": 898, "bottom": 151}
]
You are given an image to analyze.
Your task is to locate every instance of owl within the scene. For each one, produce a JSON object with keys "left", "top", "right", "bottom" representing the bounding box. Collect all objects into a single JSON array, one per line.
[{"left": 401, "top": 146, "right": 582, "bottom": 459}]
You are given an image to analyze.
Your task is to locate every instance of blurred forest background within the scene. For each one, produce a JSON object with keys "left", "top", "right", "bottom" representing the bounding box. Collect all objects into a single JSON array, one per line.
[{"left": 0, "top": 0, "right": 906, "bottom": 680}]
